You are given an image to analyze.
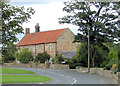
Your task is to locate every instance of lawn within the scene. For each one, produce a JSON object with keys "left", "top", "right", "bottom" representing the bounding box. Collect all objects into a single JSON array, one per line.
[
  {"left": 1, "top": 75, "right": 51, "bottom": 84},
  {"left": 0, "top": 68, "right": 35, "bottom": 74}
]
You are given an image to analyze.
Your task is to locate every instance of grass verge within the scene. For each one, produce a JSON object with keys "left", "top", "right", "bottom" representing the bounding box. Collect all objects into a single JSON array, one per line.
[
  {"left": 0, "top": 68, "right": 35, "bottom": 74},
  {"left": 1, "top": 75, "right": 51, "bottom": 84}
]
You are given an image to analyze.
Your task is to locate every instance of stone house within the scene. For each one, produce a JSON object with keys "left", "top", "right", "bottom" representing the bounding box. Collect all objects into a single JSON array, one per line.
[{"left": 17, "top": 24, "right": 79, "bottom": 59}]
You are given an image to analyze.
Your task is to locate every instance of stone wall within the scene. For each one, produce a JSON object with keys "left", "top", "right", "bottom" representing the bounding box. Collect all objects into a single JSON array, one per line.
[
  {"left": 50, "top": 64, "right": 69, "bottom": 69},
  {"left": 76, "top": 67, "right": 118, "bottom": 84},
  {"left": 2, "top": 63, "right": 69, "bottom": 70},
  {"left": 56, "top": 28, "right": 80, "bottom": 53},
  {"left": 2, "top": 62, "right": 46, "bottom": 68},
  {"left": 19, "top": 42, "right": 57, "bottom": 58}
]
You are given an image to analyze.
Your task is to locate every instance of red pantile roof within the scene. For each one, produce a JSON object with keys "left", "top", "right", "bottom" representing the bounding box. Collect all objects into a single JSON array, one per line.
[{"left": 17, "top": 28, "right": 66, "bottom": 46}]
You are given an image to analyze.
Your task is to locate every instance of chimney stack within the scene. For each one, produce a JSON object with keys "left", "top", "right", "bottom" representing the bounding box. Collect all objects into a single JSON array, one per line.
[
  {"left": 35, "top": 23, "right": 40, "bottom": 33},
  {"left": 25, "top": 28, "right": 30, "bottom": 35}
]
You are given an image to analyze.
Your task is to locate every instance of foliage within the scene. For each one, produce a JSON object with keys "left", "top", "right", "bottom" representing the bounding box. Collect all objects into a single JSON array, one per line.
[
  {"left": 35, "top": 52, "right": 50, "bottom": 63},
  {"left": 105, "top": 58, "right": 118, "bottom": 71},
  {"left": 111, "top": 64, "right": 118, "bottom": 74},
  {"left": 59, "top": 1, "right": 120, "bottom": 44},
  {"left": 101, "top": 43, "right": 119, "bottom": 71},
  {"left": 52, "top": 54, "right": 65, "bottom": 64},
  {"left": 76, "top": 42, "right": 109, "bottom": 67},
  {"left": 17, "top": 48, "right": 33, "bottom": 64},
  {"left": 65, "top": 57, "right": 81, "bottom": 69},
  {"left": 100, "top": 51, "right": 118, "bottom": 68},
  {"left": 2, "top": 44, "right": 17, "bottom": 63},
  {"left": 1, "top": 2, "right": 35, "bottom": 59},
  {"left": 59, "top": 1, "right": 120, "bottom": 69}
]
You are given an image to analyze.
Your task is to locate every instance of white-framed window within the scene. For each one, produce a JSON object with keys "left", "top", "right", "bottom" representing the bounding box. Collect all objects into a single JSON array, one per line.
[
  {"left": 33, "top": 47, "right": 35, "bottom": 52},
  {"left": 49, "top": 44, "right": 52, "bottom": 50},
  {"left": 39, "top": 45, "right": 41, "bottom": 52}
]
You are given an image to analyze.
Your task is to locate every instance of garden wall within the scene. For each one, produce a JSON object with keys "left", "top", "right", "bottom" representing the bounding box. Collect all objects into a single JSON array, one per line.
[
  {"left": 76, "top": 67, "right": 118, "bottom": 84},
  {"left": 2, "top": 62, "right": 45, "bottom": 68},
  {"left": 50, "top": 64, "right": 69, "bottom": 69},
  {"left": 2, "top": 63, "right": 69, "bottom": 69}
]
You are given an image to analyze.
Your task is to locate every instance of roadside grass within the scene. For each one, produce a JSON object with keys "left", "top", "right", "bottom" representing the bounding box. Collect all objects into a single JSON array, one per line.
[
  {"left": 0, "top": 68, "right": 35, "bottom": 74},
  {"left": 1, "top": 75, "right": 51, "bottom": 84}
]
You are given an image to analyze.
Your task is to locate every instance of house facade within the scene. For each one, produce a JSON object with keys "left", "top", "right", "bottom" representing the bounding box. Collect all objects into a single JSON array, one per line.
[{"left": 17, "top": 24, "right": 80, "bottom": 59}]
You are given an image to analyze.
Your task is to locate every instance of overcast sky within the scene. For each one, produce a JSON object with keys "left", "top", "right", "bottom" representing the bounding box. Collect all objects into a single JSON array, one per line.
[{"left": 10, "top": 0, "right": 79, "bottom": 41}]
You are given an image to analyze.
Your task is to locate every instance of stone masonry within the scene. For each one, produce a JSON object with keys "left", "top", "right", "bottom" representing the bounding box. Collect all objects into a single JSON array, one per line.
[{"left": 18, "top": 28, "right": 80, "bottom": 59}]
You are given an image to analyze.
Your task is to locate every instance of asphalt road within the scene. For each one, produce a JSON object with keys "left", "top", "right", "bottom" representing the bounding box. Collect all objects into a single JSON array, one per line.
[{"left": 11, "top": 68, "right": 113, "bottom": 84}]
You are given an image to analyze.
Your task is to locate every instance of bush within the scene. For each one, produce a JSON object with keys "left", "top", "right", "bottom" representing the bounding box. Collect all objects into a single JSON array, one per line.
[
  {"left": 111, "top": 64, "right": 118, "bottom": 74},
  {"left": 35, "top": 52, "right": 50, "bottom": 63},
  {"left": 17, "top": 48, "right": 34, "bottom": 64},
  {"left": 106, "top": 58, "right": 118, "bottom": 70},
  {"left": 100, "top": 51, "right": 118, "bottom": 68},
  {"left": 76, "top": 42, "right": 109, "bottom": 67},
  {"left": 65, "top": 56, "right": 81, "bottom": 69},
  {"left": 2, "top": 45, "right": 17, "bottom": 63},
  {"left": 52, "top": 54, "right": 65, "bottom": 64}
]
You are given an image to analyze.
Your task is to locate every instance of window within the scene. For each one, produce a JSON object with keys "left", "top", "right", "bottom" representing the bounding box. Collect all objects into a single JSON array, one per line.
[
  {"left": 33, "top": 47, "right": 35, "bottom": 52},
  {"left": 49, "top": 44, "right": 52, "bottom": 50},
  {"left": 39, "top": 45, "right": 41, "bottom": 52}
]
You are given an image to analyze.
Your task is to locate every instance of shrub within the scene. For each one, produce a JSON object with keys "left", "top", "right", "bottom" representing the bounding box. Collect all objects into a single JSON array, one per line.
[
  {"left": 17, "top": 48, "right": 34, "bottom": 64},
  {"left": 35, "top": 52, "right": 50, "bottom": 63},
  {"left": 65, "top": 56, "right": 81, "bottom": 69},
  {"left": 76, "top": 42, "right": 109, "bottom": 67},
  {"left": 111, "top": 64, "right": 118, "bottom": 74},
  {"left": 106, "top": 58, "right": 118, "bottom": 70},
  {"left": 2, "top": 45, "right": 17, "bottom": 63},
  {"left": 53, "top": 54, "right": 65, "bottom": 64},
  {"left": 100, "top": 51, "right": 118, "bottom": 68}
]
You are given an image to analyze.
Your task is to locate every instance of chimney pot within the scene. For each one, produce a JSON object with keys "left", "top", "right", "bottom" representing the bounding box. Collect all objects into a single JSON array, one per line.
[
  {"left": 25, "top": 28, "right": 30, "bottom": 35},
  {"left": 35, "top": 23, "right": 40, "bottom": 33}
]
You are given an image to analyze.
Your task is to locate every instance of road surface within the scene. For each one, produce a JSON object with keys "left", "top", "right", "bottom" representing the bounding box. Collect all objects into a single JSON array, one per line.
[{"left": 11, "top": 68, "right": 113, "bottom": 84}]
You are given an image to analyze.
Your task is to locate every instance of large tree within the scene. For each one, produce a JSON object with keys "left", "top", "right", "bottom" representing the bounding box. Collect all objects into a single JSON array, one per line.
[
  {"left": 59, "top": 1, "right": 120, "bottom": 44},
  {"left": 59, "top": 1, "right": 120, "bottom": 67},
  {"left": 1, "top": 2, "right": 35, "bottom": 62}
]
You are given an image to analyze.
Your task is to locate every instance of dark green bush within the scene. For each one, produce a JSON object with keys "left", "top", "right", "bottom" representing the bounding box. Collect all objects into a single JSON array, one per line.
[
  {"left": 35, "top": 52, "right": 50, "bottom": 63},
  {"left": 2, "top": 45, "right": 17, "bottom": 63},
  {"left": 76, "top": 42, "right": 109, "bottom": 67},
  {"left": 52, "top": 54, "right": 65, "bottom": 64},
  {"left": 17, "top": 48, "right": 34, "bottom": 64},
  {"left": 100, "top": 51, "right": 118, "bottom": 68}
]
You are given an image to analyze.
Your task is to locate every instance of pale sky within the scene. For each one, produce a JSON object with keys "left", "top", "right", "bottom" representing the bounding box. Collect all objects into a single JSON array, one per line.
[{"left": 10, "top": 0, "right": 79, "bottom": 42}]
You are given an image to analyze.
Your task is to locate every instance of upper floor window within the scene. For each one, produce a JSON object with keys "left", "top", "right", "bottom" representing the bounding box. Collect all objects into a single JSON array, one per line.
[
  {"left": 49, "top": 44, "right": 52, "bottom": 50},
  {"left": 39, "top": 45, "right": 41, "bottom": 52},
  {"left": 33, "top": 47, "right": 35, "bottom": 52}
]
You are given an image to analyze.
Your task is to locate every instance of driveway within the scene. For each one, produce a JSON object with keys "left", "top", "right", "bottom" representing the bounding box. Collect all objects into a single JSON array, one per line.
[{"left": 8, "top": 68, "right": 113, "bottom": 84}]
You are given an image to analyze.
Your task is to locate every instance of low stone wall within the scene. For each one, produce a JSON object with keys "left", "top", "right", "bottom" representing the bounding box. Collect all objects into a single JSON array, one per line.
[
  {"left": 76, "top": 67, "right": 88, "bottom": 72},
  {"left": 76, "top": 67, "right": 118, "bottom": 84},
  {"left": 50, "top": 64, "right": 69, "bottom": 69},
  {"left": 2, "top": 63, "right": 69, "bottom": 69},
  {"left": 2, "top": 63, "right": 37, "bottom": 68}
]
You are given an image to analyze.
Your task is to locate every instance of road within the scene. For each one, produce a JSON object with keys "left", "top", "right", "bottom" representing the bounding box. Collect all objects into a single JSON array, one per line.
[{"left": 12, "top": 68, "right": 113, "bottom": 84}]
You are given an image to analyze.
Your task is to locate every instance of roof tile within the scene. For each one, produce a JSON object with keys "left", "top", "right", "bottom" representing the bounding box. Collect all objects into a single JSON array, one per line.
[{"left": 17, "top": 28, "right": 66, "bottom": 46}]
